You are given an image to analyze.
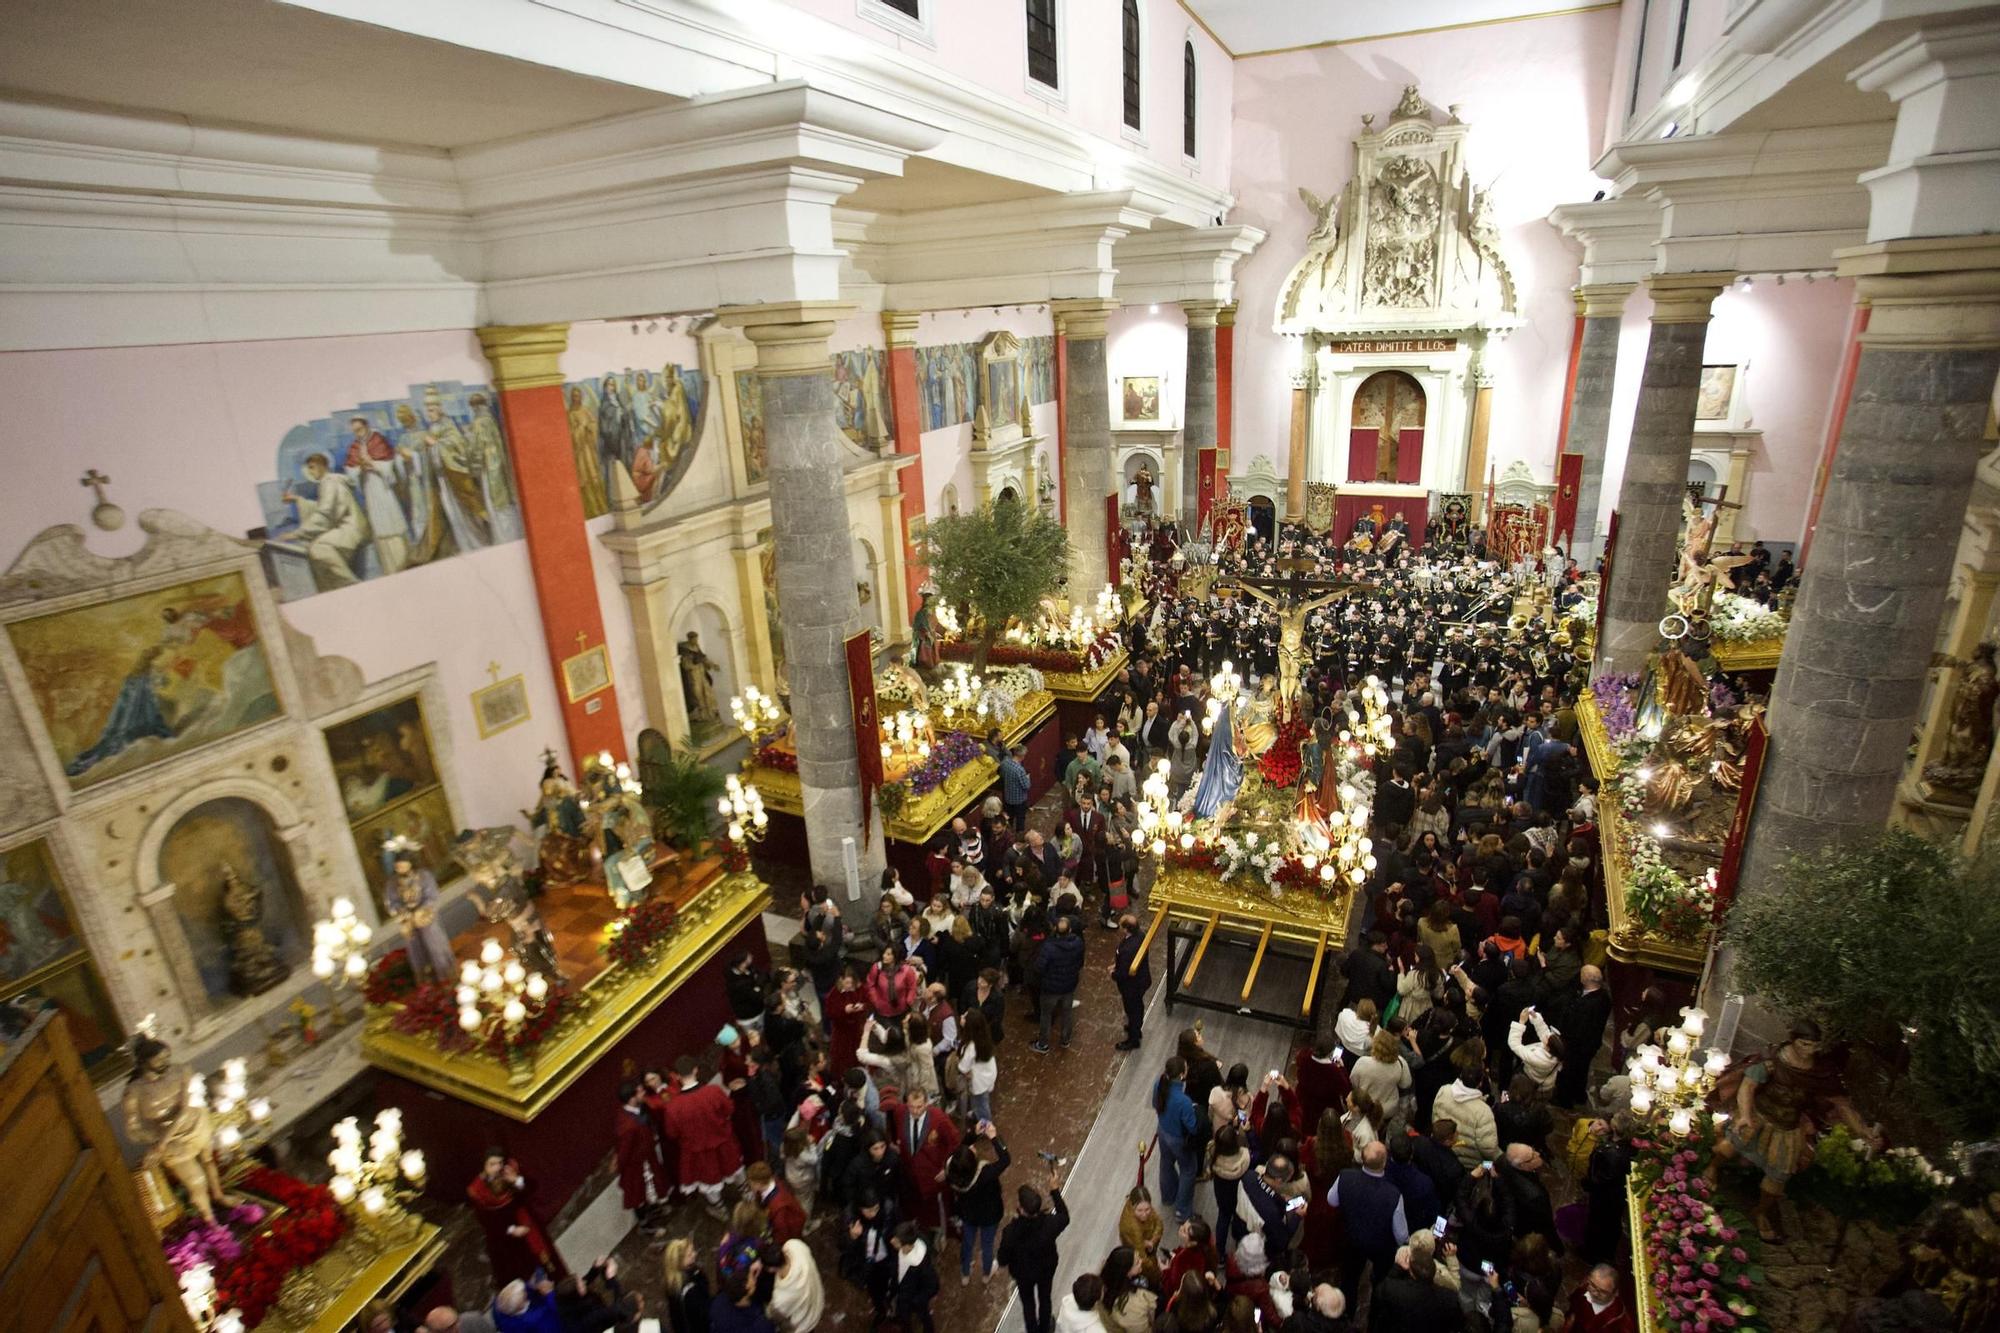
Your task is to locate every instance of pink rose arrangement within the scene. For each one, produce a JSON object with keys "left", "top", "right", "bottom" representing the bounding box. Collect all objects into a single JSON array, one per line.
[{"left": 1638, "top": 1147, "right": 1766, "bottom": 1332}]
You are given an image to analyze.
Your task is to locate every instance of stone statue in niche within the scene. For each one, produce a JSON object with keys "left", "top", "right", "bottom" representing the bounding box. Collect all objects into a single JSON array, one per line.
[
  {"left": 1923, "top": 642, "right": 2000, "bottom": 800},
  {"left": 217, "top": 863, "right": 289, "bottom": 997},
  {"left": 678, "top": 631, "right": 721, "bottom": 732},
  {"left": 122, "top": 1026, "right": 244, "bottom": 1224},
  {"left": 381, "top": 834, "right": 455, "bottom": 984}
]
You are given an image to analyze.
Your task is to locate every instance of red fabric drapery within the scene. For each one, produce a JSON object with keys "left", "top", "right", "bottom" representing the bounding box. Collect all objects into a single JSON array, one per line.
[
  {"left": 1395, "top": 428, "right": 1424, "bottom": 485},
  {"left": 1329, "top": 494, "right": 1429, "bottom": 550},
  {"left": 847, "top": 631, "right": 881, "bottom": 840},
  {"left": 1346, "top": 429, "right": 1376, "bottom": 483}
]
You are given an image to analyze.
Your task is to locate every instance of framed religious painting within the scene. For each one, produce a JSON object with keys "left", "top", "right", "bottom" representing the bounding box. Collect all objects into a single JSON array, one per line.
[
  {"left": 322, "top": 693, "right": 443, "bottom": 823},
  {"left": 0, "top": 838, "right": 126, "bottom": 1080},
  {"left": 1695, "top": 364, "right": 1742, "bottom": 423},
  {"left": 471, "top": 673, "right": 531, "bottom": 739},
  {"left": 4, "top": 571, "right": 281, "bottom": 791},
  {"left": 348, "top": 784, "right": 460, "bottom": 906},
  {"left": 562, "top": 643, "right": 614, "bottom": 704},
  {"left": 1120, "top": 375, "right": 1162, "bottom": 424}
]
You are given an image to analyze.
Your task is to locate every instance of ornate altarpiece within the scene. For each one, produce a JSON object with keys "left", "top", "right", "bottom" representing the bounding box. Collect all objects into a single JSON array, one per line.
[{"left": 1273, "top": 86, "right": 1520, "bottom": 499}]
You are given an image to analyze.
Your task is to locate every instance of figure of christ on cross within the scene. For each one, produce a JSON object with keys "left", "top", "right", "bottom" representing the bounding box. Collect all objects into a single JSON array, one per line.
[{"left": 1224, "top": 559, "right": 1380, "bottom": 711}]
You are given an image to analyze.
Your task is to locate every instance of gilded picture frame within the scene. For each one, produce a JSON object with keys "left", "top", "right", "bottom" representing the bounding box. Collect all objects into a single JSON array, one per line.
[
  {"left": 562, "top": 643, "right": 614, "bottom": 703},
  {"left": 471, "top": 674, "right": 531, "bottom": 739}
]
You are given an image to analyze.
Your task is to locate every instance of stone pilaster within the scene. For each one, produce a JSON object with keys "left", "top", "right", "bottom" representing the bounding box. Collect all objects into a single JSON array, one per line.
[
  {"left": 1285, "top": 336, "right": 1310, "bottom": 520},
  {"left": 1567, "top": 283, "right": 1636, "bottom": 560},
  {"left": 1181, "top": 301, "right": 1224, "bottom": 532},
  {"left": 718, "top": 301, "right": 886, "bottom": 891},
  {"left": 1054, "top": 299, "right": 1119, "bottom": 593},
  {"left": 1596, "top": 272, "right": 1733, "bottom": 675},
  {"left": 1715, "top": 238, "right": 2000, "bottom": 1024}
]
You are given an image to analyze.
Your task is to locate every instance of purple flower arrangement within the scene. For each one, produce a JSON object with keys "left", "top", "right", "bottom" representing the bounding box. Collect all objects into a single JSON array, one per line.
[
  {"left": 162, "top": 1201, "right": 266, "bottom": 1277},
  {"left": 1592, "top": 672, "right": 1640, "bottom": 741},
  {"left": 1710, "top": 678, "right": 1739, "bottom": 714},
  {"left": 1639, "top": 1148, "right": 1764, "bottom": 1331},
  {"left": 904, "top": 731, "right": 984, "bottom": 796}
]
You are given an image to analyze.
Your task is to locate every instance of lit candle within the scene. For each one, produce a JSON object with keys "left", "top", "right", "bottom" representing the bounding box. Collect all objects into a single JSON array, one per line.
[
  {"left": 218, "top": 1126, "right": 241, "bottom": 1150},
  {"left": 525, "top": 974, "right": 549, "bottom": 1002},
  {"left": 459, "top": 1007, "right": 482, "bottom": 1032},
  {"left": 1704, "top": 1050, "right": 1728, "bottom": 1076},
  {"left": 313, "top": 955, "right": 336, "bottom": 979},
  {"left": 479, "top": 938, "right": 504, "bottom": 966},
  {"left": 332, "top": 898, "right": 355, "bottom": 920},
  {"left": 460, "top": 960, "right": 481, "bottom": 986},
  {"left": 345, "top": 953, "right": 367, "bottom": 979},
  {"left": 502, "top": 998, "right": 527, "bottom": 1024},
  {"left": 249, "top": 1098, "right": 271, "bottom": 1122},
  {"left": 502, "top": 960, "right": 526, "bottom": 987},
  {"left": 401, "top": 1149, "right": 427, "bottom": 1182},
  {"left": 1630, "top": 1087, "right": 1654, "bottom": 1114},
  {"left": 361, "top": 1186, "right": 386, "bottom": 1215},
  {"left": 1668, "top": 1109, "right": 1693, "bottom": 1136}
]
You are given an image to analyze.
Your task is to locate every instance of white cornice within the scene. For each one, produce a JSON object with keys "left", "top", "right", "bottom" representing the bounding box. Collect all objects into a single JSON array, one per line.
[
  {"left": 1548, "top": 195, "right": 1663, "bottom": 288},
  {"left": 1111, "top": 224, "right": 1267, "bottom": 306}
]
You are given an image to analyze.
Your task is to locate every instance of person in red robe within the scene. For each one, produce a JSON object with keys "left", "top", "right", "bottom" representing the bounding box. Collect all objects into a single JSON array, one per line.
[
  {"left": 885, "top": 1085, "right": 961, "bottom": 1240},
  {"left": 745, "top": 1160, "right": 807, "bottom": 1245},
  {"left": 465, "top": 1151, "right": 567, "bottom": 1287},
  {"left": 825, "top": 964, "right": 872, "bottom": 1077},
  {"left": 716, "top": 1026, "right": 765, "bottom": 1168},
  {"left": 661, "top": 1055, "right": 744, "bottom": 1218},
  {"left": 640, "top": 1067, "right": 680, "bottom": 1193},
  {"left": 1565, "top": 1265, "right": 1639, "bottom": 1333},
  {"left": 614, "top": 1080, "right": 670, "bottom": 1229}
]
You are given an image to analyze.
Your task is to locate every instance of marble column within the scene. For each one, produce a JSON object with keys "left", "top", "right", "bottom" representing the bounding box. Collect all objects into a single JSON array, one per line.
[
  {"left": 1054, "top": 299, "right": 1119, "bottom": 593},
  {"left": 718, "top": 302, "right": 886, "bottom": 892},
  {"left": 1716, "top": 241, "right": 2000, "bottom": 1017},
  {"left": 1565, "top": 283, "right": 1635, "bottom": 559},
  {"left": 1285, "top": 335, "right": 1310, "bottom": 520},
  {"left": 1181, "top": 301, "right": 1223, "bottom": 532},
  {"left": 1595, "top": 272, "right": 1733, "bottom": 675}
]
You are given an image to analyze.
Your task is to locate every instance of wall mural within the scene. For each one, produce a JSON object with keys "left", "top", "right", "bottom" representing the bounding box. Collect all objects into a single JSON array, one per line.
[
  {"left": 253, "top": 381, "right": 521, "bottom": 601},
  {"left": 1021, "top": 335, "right": 1056, "bottom": 406},
  {"left": 756, "top": 526, "right": 785, "bottom": 690},
  {"left": 832, "top": 347, "right": 894, "bottom": 448},
  {"left": 5, "top": 572, "right": 280, "bottom": 790},
  {"left": 916, "top": 342, "right": 979, "bottom": 432},
  {"left": 563, "top": 364, "right": 707, "bottom": 518},
  {"left": 736, "top": 370, "right": 767, "bottom": 485}
]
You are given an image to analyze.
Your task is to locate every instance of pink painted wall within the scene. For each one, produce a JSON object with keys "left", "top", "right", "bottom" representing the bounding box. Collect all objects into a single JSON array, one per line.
[
  {"left": 774, "top": 0, "right": 1232, "bottom": 189},
  {"left": 1597, "top": 276, "right": 1855, "bottom": 546},
  {"left": 1107, "top": 303, "right": 1188, "bottom": 426},
  {"left": 1226, "top": 8, "right": 1623, "bottom": 489},
  {"left": 0, "top": 329, "right": 662, "bottom": 844}
]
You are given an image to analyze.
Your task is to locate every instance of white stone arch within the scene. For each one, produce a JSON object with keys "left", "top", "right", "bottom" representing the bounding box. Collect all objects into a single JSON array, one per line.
[
  {"left": 133, "top": 773, "right": 318, "bottom": 1033},
  {"left": 853, "top": 536, "right": 885, "bottom": 634}
]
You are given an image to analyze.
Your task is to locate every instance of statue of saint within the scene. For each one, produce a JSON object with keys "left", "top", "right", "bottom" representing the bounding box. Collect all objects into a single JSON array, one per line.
[
  {"left": 678, "top": 631, "right": 721, "bottom": 729},
  {"left": 1924, "top": 642, "right": 2000, "bottom": 796},
  {"left": 218, "top": 864, "right": 289, "bottom": 997},
  {"left": 459, "top": 829, "right": 563, "bottom": 980},
  {"left": 122, "top": 1032, "right": 243, "bottom": 1224},
  {"left": 1130, "top": 465, "right": 1156, "bottom": 514},
  {"left": 525, "top": 759, "right": 595, "bottom": 886},
  {"left": 911, "top": 591, "right": 941, "bottom": 672},
  {"left": 382, "top": 838, "right": 455, "bottom": 984}
]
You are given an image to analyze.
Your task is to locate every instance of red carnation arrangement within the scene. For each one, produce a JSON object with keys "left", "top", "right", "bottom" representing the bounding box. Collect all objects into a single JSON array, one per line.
[
  {"left": 362, "top": 949, "right": 416, "bottom": 1006},
  {"left": 602, "top": 898, "right": 680, "bottom": 971},
  {"left": 1163, "top": 840, "right": 1223, "bottom": 873},
  {"left": 940, "top": 641, "right": 1088, "bottom": 673},
  {"left": 484, "top": 979, "right": 576, "bottom": 1058},
  {"left": 753, "top": 743, "right": 798, "bottom": 774},
  {"left": 1257, "top": 711, "right": 1312, "bottom": 789},
  {"left": 213, "top": 1167, "right": 347, "bottom": 1327}
]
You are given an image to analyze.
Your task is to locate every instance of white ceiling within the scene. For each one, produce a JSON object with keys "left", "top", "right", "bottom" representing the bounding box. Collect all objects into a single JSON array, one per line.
[
  {"left": 0, "top": 0, "right": 673, "bottom": 149},
  {"left": 1184, "top": 0, "right": 1610, "bottom": 55}
]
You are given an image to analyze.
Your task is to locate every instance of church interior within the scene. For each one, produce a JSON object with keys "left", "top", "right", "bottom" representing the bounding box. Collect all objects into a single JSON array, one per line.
[{"left": 1, "top": 1, "right": 1997, "bottom": 1331}]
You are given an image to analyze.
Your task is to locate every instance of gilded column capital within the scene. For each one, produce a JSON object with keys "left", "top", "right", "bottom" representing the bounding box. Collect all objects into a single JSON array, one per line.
[
  {"left": 881, "top": 310, "right": 923, "bottom": 350},
  {"left": 1573, "top": 282, "right": 1637, "bottom": 319},
  {"left": 718, "top": 301, "right": 854, "bottom": 376},
  {"left": 1052, "top": 298, "right": 1120, "bottom": 341},
  {"left": 476, "top": 323, "right": 571, "bottom": 391},
  {"left": 1837, "top": 236, "right": 2000, "bottom": 349},
  {"left": 1642, "top": 271, "right": 1734, "bottom": 324},
  {"left": 1181, "top": 300, "right": 1226, "bottom": 330},
  {"left": 1217, "top": 302, "right": 1238, "bottom": 329}
]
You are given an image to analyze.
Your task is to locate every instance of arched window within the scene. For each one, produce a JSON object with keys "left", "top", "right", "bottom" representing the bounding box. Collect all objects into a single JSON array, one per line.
[
  {"left": 1182, "top": 40, "right": 1197, "bottom": 158},
  {"left": 1121, "top": 0, "right": 1142, "bottom": 131},
  {"left": 1026, "top": 0, "right": 1059, "bottom": 90}
]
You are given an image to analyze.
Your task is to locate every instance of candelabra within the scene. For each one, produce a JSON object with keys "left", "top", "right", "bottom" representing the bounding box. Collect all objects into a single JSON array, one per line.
[
  {"left": 1203, "top": 659, "right": 1244, "bottom": 735},
  {"left": 719, "top": 774, "right": 769, "bottom": 848},
  {"left": 1094, "top": 583, "right": 1123, "bottom": 625},
  {"left": 189, "top": 1055, "right": 274, "bottom": 1159},
  {"left": 1136, "top": 758, "right": 1188, "bottom": 856},
  {"left": 586, "top": 751, "right": 644, "bottom": 801},
  {"left": 731, "top": 686, "right": 783, "bottom": 743},
  {"left": 1297, "top": 781, "right": 1376, "bottom": 891},
  {"left": 880, "top": 709, "right": 933, "bottom": 766},
  {"left": 326, "top": 1108, "right": 426, "bottom": 1253},
  {"left": 1625, "top": 1006, "right": 1731, "bottom": 1137},
  {"left": 454, "top": 939, "right": 552, "bottom": 1042},
  {"left": 1338, "top": 677, "right": 1395, "bottom": 758},
  {"left": 309, "top": 897, "right": 373, "bottom": 1021},
  {"left": 935, "top": 664, "right": 991, "bottom": 728},
  {"left": 178, "top": 1263, "right": 245, "bottom": 1333}
]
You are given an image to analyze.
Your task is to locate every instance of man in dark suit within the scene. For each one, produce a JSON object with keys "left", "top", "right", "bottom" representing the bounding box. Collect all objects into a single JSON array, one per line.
[
  {"left": 1341, "top": 932, "right": 1396, "bottom": 1015},
  {"left": 1064, "top": 791, "right": 1112, "bottom": 895},
  {"left": 1110, "top": 913, "right": 1152, "bottom": 1051},
  {"left": 1554, "top": 964, "right": 1614, "bottom": 1108}
]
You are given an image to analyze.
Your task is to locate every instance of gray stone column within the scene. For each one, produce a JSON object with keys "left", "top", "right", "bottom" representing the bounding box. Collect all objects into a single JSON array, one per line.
[
  {"left": 1718, "top": 245, "right": 2000, "bottom": 1022},
  {"left": 1565, "top": 283, "right": 1635, "bottom": 561},
  {"left": 1596, "top": 272, "right": 1732, "bottom": 675},
  {"left": 719, "top": 302, "right": 886, "bottom": 893},
  {"left": 1055, "top": 299, "right": 1119, "bottom": 595},
  {"left": 1181, "top": 301, "right": 1223, "bottom": 532}
]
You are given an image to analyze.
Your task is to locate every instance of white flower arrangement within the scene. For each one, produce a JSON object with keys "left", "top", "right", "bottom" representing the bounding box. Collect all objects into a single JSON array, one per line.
[
  {"left": 1214, "top": 829, "right": 1289, "bottom": 894},
  {"left": 1886, "top": 1145, "right": 1955, "bottom": 1191},
  {"left": 1710, "top": 592, "right": 1788, "bottom": 645},
  {"left": 978, "top": 666, "right": 1045, "bottom": 719},
  {"left": 1611, "top": 777, "right": 1716, "bottom": 939}
]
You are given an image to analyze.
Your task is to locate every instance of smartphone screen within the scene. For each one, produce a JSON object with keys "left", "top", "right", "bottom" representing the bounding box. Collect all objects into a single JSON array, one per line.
[
  {"left": 1431, "top": 1217, "right": 1448, "bottom": 1238},
  {"left": 1480, "top": 1261, "right": 1495, "bottom": 1275}
]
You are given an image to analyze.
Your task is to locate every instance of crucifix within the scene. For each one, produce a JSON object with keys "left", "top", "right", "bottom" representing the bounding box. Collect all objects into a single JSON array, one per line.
[
  {"left": 574, "top": 630, "right": 590, "bottom": 653},
  {"left": 1222, "top": 557, "right": 1379, "bottom": 708},
  {"left": 79, "top": 468, "right": 112, "bottom": 501},
  {"left": 1673, "top": 486, "right": 1750, "bottom": 621},
  {"left": 486, "top": 661, "right": 503, "bottom": 683}
]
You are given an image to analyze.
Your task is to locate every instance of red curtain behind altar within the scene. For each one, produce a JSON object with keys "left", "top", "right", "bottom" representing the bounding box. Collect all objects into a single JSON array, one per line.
[
  {"left": 1330, "top": 494, "right": 1428, "bottom": 549},
  {"left": 1396, "top": 428, "right": 1424, "bottom": 485},
  {"left": 1347, "top": 429, "right": 1375, "bottom": 483}
]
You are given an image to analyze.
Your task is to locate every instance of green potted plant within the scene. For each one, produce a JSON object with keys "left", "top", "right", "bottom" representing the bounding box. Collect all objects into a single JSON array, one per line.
[
  {"left": 914, "top": 498, "right": 1071, "bottom": 671},
  {"left": 641, "top": 746, "right": 728, "bottom": 850}
]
